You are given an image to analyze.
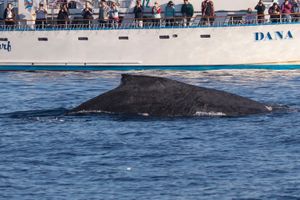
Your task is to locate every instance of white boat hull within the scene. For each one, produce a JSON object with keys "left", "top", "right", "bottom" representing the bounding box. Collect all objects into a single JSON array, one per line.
[{"left": 1, "top": 23, "right": 300, "bottom": 70}]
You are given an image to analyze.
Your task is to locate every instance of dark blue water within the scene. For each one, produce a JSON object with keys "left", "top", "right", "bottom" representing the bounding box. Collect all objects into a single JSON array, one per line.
[{"left": 1, "top": 70, "right": 300, "bottom": 199}]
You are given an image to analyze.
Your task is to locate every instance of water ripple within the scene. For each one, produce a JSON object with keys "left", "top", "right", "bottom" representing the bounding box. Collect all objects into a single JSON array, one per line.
[{"left": 0, "top": 70, "right": 299, "bottom": 199}]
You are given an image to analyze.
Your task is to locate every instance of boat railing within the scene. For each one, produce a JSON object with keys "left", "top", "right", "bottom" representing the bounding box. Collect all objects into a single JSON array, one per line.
[{"left": 0, "top": 13, "right": 299, "bottom": 31}]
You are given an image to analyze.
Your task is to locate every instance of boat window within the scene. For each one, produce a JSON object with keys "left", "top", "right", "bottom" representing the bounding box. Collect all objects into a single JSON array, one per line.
[
  {"left": 78, "top": 37, "right": 88, "bottom": 41},
  {"left": 159, "top": 35, "right": 170, "bottom": 39},
  {"left": 0, "top": 38, "right": 8, "bottom": 41},
  {"left": 200, "top": 34, "right": 211, "bottom": 38},
  {"left": 119, "top": 36, "right": 129, "bottom": 40},
  {"left": 172, "top": 34, "right": 178, "bottom": 38},
  {"left": 38, "top": 37, "right": 48, "bottom": 41}
]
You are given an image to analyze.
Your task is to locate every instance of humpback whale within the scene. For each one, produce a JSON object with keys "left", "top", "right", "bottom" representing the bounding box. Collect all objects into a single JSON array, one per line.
[{"left": 71, "top": 74, "right": 271, "bottom": 117}]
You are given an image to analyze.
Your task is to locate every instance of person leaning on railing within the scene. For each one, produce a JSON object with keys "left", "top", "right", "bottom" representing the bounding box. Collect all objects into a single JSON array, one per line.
[
  {"left": 57, "top": 3, "right": 69, "bottom": 27},
  {"left": 268, "top": 2, "right": 281, "bottom": 23},
  {"left": 152, "top": 2, "right": 161, "bottom": 26},
  {"left": 82, "top": 2, "right": 94, "bottom": 27},
  {"left": 201, "top": 0, "right": 215, "bottom": 26},
  {"left": 291, "top": 0, "right": 300, "bottom": 22},
  {"left": 35, "top": 3, "right": 48, "bottom": 29},
  {"left": 99, "top": 0, "right": 110, "bottom": 27},
  {"left": 244, "top": 8, "right": 256, "bottom": 24},
  {"left": 133, "top": 0, "right": 144, "bottom": 27},
  {"left": 181, "top": 0, "right": 194, "bottom": 26},
  {"left": 109, "top": 2, "right": 119, "bottom": 28},
  {"left": 281, "top": 0, "right": 292, "bottom": 22},
  {"left": 3, "top": 3, "right": 16, "bottom": 26},
  {"left": 165, "top": 1, "right": 175, "bottom": 27},
  {"left": 255, "top": 0, "right": 266, "bottom": 24}
]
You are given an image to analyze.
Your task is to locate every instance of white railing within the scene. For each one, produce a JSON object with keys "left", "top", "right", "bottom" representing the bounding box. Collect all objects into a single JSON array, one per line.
[{"left": 1, "top": 14, "right": 300, "bottom": 31}]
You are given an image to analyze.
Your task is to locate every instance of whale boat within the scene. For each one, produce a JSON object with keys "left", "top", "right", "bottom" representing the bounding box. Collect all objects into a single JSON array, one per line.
[{"left": 0, "top": 0, "right": 300, "bottom": 71}]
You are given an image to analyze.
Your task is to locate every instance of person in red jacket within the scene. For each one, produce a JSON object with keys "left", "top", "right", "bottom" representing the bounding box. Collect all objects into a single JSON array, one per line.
[
  {"left": 201, "top": 0, "right": 214, "bottom": 25},
  {"left": 281, "top": 0, "right": 292, "bottom": 22}
]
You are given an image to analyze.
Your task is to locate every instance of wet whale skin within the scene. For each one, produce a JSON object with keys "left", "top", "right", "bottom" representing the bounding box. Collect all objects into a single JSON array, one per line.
[{"left": 72, "top": 74, "right": 270, "bottom": 117}]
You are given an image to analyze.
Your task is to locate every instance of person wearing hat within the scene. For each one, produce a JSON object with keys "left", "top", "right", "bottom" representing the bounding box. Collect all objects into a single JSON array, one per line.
[
  {"left": 35, "top": 3, "right": 47, "bottom": 28},
  {"left": 165, "top": 1, "right": 175, "bottom": 26}
]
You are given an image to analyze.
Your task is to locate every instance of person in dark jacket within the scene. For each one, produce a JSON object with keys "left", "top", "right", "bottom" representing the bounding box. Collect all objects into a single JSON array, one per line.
[
  {"left": 133, "top": 0, "right": 143, "bottom": 27},
  {"left": 255, "top": 0, "right": 266, "bottom": 23},
  {"left": 57, "top": 4, "right": 69, "bottom": 27},
  {"left": 3, "top": 3, "right": 16, "bottom": 26},
  {"left": 291, "top": 0, "right": 300, "bottom": 22},
  {"left": 82, "top": 2, "right": 93, "bottom": 27},
  {"left": 268, "top": 3, "right": 281, "bottom": 23},
  {"left": 181, "top": 0, "right": 194, "bottom": 26}
]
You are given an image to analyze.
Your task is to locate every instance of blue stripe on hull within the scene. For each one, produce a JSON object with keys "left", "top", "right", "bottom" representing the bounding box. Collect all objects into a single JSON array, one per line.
[{"left": 0, "top": 65, "right": 300, "bottom": 71}]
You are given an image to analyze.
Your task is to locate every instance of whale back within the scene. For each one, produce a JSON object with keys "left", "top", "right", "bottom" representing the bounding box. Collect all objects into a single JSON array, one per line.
[{"left": 72, "top": 74, "right": 269, "bottom": 116}]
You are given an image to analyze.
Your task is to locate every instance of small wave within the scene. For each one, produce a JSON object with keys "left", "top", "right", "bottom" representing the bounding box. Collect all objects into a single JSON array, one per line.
[
  {"left": 68, "top": 109, "right": 114, "bottom": 115},
  {"left": 268, "top": 104, "right": 300, "bottom": 113},
  {"left": 1, "top": 108, "right": 68, "bottom": 119}
]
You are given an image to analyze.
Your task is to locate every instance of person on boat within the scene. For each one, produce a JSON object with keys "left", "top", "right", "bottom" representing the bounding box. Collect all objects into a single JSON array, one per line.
[
  {"left": 244, "top": 8, "right": 256, "bottom": 24},
  {"left": 268, "top": 2, "right": 281, "bottom": 23},
  {"left": 165, "top": 1, "right": 175, "bottom": 27},
  {"left": 99, "top": 0, "right": 110, "bottom": 27},
  {"left": 109, "top": 2, "right": 119, "bottom": 28},
  {"left": 291, "top": 0, "right": 300, "bottom": 22},
  {"left": 281, "top": 0, "right": 292, "bottom": 22},
  {"left": 181, "top": 0, "right": 194, "bottom": 26},
  {"left": 152, "top": 1, "right": 161, "bottom": 26},
  {"left": 57, "top": 4, "right": 69, "bottom": 27},
  {"left": 201, "top": 0, "right": 215, "bottom": 26},
  {"left": 35, "top": 3, "right": 48, "bottom": 29},
  {"left": 82, "top": 2, "right": 93, "bottom": 27},
  {"left": 255, "top": 0, "right": 266, "bottom": 24},
  {"left": 3, "top": 3, "right": 16, "bottom": 26},
  {"left": 133, "top": 0, "right": 144, "bottom": 27}
]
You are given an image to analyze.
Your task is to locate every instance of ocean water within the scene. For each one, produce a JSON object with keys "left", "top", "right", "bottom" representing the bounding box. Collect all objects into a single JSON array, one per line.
[{"left": 0, "top": 70, "right": 300, "bottom": 199}]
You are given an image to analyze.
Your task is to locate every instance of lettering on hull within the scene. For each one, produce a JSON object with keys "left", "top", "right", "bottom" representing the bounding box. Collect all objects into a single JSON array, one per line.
[
  {"left": 255, "top": 31, "right": 293, "bottom": 41},
  {"left": 0, "top": 41, "right": 12, "bottom": 52}
]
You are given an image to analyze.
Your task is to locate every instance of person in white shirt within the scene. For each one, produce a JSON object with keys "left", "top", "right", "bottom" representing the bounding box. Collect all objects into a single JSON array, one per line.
[
  {"left": 3, "top": 3, "right": 16, "bottom": 26},
  {"left": 109, "top": 2, "right": 119, "bottom": 28}
]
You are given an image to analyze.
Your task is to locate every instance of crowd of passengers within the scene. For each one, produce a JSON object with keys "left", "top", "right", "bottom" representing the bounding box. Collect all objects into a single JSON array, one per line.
[{"left": 2, "top": 0, "right": 300, "bottom": 28}]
